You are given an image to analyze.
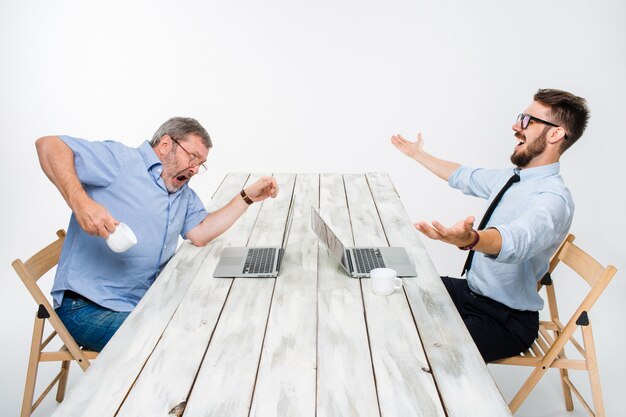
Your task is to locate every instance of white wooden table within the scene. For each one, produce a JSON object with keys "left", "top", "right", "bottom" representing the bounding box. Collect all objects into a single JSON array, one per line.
[{"left": 51, "top": 173, "right": 512, "bottom": 417}]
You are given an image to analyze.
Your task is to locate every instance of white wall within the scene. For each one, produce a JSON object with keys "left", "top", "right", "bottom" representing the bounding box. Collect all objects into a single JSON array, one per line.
[{"left": 1, "top": 1, "right": 624, "bottom": 416}]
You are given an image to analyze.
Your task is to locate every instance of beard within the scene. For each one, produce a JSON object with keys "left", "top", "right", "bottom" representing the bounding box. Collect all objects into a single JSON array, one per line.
[
  {"left": 510, "top": 126, "right": 549, "bottom": 168},
  {"left": 162, "top": 149, "right": 188, "bottom": 193}
]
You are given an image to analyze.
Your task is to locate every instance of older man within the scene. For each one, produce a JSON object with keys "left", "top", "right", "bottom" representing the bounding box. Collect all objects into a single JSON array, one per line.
[{"left": 36, "top": 117, "right": 278, "bottom": 351}]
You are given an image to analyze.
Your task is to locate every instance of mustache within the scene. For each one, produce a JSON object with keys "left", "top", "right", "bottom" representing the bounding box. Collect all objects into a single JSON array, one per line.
[{"left": 515, "top": 132, "right": 525, "bottom": 140}]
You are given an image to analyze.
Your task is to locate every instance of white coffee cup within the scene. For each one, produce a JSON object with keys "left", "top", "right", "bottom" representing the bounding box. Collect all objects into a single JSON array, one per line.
[
  {"left": 370, "top": 268, "right": 402, "bottom": 296},
  {"left": 106, "top": 222, "right": 138, "bottom": 253}
]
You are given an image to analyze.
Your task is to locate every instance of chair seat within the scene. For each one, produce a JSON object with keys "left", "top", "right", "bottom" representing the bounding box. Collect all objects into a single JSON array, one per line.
[{"left": 492, "top": 320, "right": 587, "bottom": 370}]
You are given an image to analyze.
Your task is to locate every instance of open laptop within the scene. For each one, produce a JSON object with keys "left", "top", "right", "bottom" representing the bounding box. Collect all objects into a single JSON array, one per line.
[
  {"left": 311, "top": 207, "right": 417, "bottom": 278},
  {"left": 213, "top": 198, "right": 296, "bottom": 278}
]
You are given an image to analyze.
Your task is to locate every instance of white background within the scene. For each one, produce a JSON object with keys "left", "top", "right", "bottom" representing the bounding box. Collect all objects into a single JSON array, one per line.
[{"left": 1, "top": 1, "right": 624, "bottom": 416}]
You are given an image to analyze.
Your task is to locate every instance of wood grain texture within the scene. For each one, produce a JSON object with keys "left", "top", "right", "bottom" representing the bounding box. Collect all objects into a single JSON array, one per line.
[
  {"left": 344, "top": 174, "right": 445, "bottom": 417},
  {"left": 115, "top": 173, "right": 265, "bottom": 417},
  {"left": 54, "top": 172, "right": 511, "bottom": 417},
  {"left": 366, "top": 172, "right": 512, "bottom": 417},
  {"left": 249, "top": 174, "right": 319, "bottom": 417},
  {"left": 316, "top": 173, "right": 380, "bottom": 417},
  {"left": 183, "top": 173, "right": 297, "bottom": 417},
  {"left": 50, "top": 173, "right": 251, "bottom": 417}
]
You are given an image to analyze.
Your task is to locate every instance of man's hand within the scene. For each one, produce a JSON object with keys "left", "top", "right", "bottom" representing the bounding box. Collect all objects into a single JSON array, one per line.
[
  {"left": 415, "top": 216, "right": 476, "bottom": 248},
  {"left": 73, "top": 195, "right": 119, "bottom": 238},
  {"left": 391, "top": 133, "right": 424, "bottom": 160},
  {"left": 244, "top": 176, "right": 279, "bottom": 203}
]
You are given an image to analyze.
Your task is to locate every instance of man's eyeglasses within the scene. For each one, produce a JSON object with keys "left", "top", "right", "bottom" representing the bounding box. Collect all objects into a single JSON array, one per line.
[
  {"left": 170, "top": 137, "right": 208, "bottom": 175},
  {"left": 516, "top": 113, "right": 560, "bottom": 130}
]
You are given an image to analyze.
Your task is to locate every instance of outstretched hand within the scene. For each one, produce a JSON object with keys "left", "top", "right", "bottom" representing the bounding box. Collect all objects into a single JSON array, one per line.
[
  {"left": 390, "top": 133, "right": 424, "bottom": 160},
  {"left": 415, "top": 216, "right": 476, "bottom": 248},
  {"left": 245, "top": 176, "right": 279, "bottom": 202}
]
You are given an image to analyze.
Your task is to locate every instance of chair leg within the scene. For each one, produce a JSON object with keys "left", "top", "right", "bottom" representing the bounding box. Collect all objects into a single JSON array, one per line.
[
  {"left": 509, "top": 365, "right": 550, "bottom": 413},
  {"left": 56, "top": 359, "right": 71, "bottom": 402},
  {"left": 554, "top": 328, "right": 573, "bottom": 411},
  {"left": 21, "top": 316, "right": 44, "bottom": 417},
  {"left": 582, "top": 324, "right": 605, "bottom": 417}
]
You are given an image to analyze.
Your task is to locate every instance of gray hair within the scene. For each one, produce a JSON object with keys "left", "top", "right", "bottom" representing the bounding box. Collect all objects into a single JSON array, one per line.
[{"left": 149, "top": 117, "right": 212, "bottom": 149}]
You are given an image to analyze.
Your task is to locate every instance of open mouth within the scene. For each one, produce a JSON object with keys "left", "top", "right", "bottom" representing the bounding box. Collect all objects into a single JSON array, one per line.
[{"left": 515, "top": 133, "right": 526, "bottom": 147}]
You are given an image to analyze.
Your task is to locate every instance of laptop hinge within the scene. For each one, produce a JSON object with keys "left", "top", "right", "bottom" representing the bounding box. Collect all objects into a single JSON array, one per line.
[
  {"left": 276, "top": 248, "right": 284, "bottom": 272},
  {"left": 345, "top": 250, "right": 355, "bottom": 274}
]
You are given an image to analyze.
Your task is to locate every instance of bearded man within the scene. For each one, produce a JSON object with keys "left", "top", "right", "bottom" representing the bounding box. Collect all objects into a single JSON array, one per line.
[{"left": 390, "top": 89, "right": 589, "bottom": 361}]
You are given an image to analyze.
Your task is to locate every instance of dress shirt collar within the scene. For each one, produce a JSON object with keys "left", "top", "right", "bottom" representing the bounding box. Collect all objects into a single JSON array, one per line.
[{"left": 516, "top": 162, "right": 560, "bottom": 182}]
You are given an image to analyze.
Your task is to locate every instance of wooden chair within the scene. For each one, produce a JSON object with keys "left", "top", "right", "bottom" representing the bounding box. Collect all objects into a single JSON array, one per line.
[
  {"left": 491, "top": 234, "right": 616, "bottom": 417},
  {"left": 13, "top": 229, "right": 98, "bottom": 417}
]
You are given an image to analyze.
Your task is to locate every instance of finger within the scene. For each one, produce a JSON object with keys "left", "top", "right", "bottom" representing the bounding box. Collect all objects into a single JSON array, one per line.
[
  {"left": 416, "top": 221, "right": 442, "bottom": 239},
  {"left": 431, "top": 219, "right": 447, "bottom": 232},
  {"left": 463, "top": 215, "right": 475, "bottom": 229},
  {"left": 97, "top": 224, "right": 110, "bottom": 239}
]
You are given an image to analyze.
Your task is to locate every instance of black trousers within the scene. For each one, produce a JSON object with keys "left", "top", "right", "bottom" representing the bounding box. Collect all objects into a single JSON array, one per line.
[{"left": 441, "top": 276, "right": 539, "bottom": 362}]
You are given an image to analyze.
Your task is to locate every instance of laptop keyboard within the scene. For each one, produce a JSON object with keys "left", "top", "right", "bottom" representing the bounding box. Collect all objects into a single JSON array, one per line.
[
  {"left": 243, "top": 248, "right": 277, "bottom": 274},
  {"left": 354, "top": 248, "right": 386, "bottom": 274}
]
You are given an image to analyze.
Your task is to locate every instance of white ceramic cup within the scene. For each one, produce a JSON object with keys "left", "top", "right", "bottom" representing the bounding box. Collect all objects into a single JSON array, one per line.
[
  {"left": 106, "top": 222, "right": 138, "bottom": 253},
  {"left": 370, "top": 267, "right": 402, "bottom": 296}
]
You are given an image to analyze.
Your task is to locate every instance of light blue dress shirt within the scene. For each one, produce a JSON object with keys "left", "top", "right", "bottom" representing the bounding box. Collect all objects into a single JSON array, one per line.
[
  {"left": 51, "top": 137, "right": 208, "bottom": 312},
  {"left": 449, "top": 162, "right": 574, "bottom": 311}
]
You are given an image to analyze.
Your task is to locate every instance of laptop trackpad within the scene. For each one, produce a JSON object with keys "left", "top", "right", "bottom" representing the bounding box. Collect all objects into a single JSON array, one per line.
[
  {"left": 387, "top": 255, "right": 410, "bottom": 265},
  {"left": 221, "top": 256, "right": 242, "bottom": 265}
]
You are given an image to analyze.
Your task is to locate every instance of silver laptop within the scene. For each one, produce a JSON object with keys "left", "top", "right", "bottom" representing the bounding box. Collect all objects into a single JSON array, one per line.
[
  {"left": 311, "top": 207, "right": 417, "bottom": 278},
  {"left": 213, "top": 198, "right": 296, "bottom": 278}
]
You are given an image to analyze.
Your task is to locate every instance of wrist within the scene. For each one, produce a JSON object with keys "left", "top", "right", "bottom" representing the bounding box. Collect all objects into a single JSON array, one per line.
[
  {"left": 458, "top": 229, "right": 480, "bottom": 251},
  {"left": 240, "top": 189, "right": 253, "bottom": 205}
]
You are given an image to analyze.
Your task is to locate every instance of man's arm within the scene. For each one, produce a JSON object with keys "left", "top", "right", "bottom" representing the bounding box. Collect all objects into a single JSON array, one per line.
[
  {"left": 415, "top": 216, "right": 503, "bottom": 255},
  {"left": 186, "top": 176, "right": 279, "bottom": 246},
  {"left": 35, "top": 136, "right": 118, "bottom": 237},
  {"left": 390, "top": 133, "right": 460, "bottom": 181}
]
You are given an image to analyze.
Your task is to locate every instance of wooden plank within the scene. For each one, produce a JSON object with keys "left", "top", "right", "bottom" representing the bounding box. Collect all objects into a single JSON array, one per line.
[
  {"left": 115, "top": 174, "right": 266, "bottom": 416},
  {"left": 365, "top": 172, "right": 512, "bottom": 417},
  {"left": 249, "top": 174, "right": 319, "bottom": 417},
  {"left": 51, "top": 173, "right": 251, "bottom": 417},
  {"left": 344, "top": 174, "right": 445, "bottom": 417},
  {"left": 183, "top": 173, "right": 297, "bottom": 417},
  {"left": 316, "top": 173, "right": 379, "bottom": 417}
]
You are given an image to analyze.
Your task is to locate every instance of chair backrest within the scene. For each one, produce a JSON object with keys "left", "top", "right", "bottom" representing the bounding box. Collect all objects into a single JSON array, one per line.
[
  {"left": 13, "top": 230, "right": 66, "bottom": 319},
  {"left": 539, "top": 233, "right": 617, "bottom": 332},
  {"left": 13, "top": 229, "right": 92, "bottom": 370}
]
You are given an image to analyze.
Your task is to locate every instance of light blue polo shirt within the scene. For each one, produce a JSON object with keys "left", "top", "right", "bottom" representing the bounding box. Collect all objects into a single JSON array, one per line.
[
  {"left": 449, "top": 162, "right": 574, "bottom": 311},
  {"left": 51, "top": 137, "right": 208, "bottom": 312}
]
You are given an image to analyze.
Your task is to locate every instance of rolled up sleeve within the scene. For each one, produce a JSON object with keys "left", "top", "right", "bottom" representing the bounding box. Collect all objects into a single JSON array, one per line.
[{"left": 493, "top": 192, "right": 573, "bottom": 264}]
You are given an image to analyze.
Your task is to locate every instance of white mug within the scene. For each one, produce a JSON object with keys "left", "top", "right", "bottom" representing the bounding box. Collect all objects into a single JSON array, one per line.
[
  {"left": 106, "top": 222, "right": 138, "bottom": 253},
  {"left": 370, "top": 268, "right": 402, "bottom": 296}
]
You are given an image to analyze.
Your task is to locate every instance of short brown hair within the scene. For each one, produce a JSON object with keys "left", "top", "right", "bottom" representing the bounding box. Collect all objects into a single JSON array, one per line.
[{"left": 534, "top": 89, "right": 589, "bottom": 154}]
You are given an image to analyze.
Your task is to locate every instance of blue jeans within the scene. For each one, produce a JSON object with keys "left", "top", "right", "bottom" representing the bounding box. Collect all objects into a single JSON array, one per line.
[{"left": 55, "top": 295, "right": 130, "bottom": 352}]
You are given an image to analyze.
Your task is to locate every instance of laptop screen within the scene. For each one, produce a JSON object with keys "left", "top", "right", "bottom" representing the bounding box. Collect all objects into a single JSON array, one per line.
[{"left": 310, "top": 207, "right": 350, "bottom": 272}]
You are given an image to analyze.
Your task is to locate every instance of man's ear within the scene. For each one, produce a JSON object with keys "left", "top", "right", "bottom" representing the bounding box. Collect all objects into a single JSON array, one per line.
[
  {"left": 156, "top": 135, "right": 172, "bottom": 156},
  {"left": 548, "top": 127, "right": 566, "bottom": 144}
]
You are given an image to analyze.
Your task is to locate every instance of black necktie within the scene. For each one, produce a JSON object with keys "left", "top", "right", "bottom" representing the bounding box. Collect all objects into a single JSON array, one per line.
[{"left": 461, "top": 172, "right": 520, "bottom": 276}]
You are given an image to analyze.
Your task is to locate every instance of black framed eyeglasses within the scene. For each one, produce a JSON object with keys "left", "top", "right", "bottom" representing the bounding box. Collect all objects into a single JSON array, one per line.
[
  {"left": 516, "top": 113, "right": 560, "bottom": 130},
  {"left": 170, "top": 137, "right": 208, "bottom": 175}
]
